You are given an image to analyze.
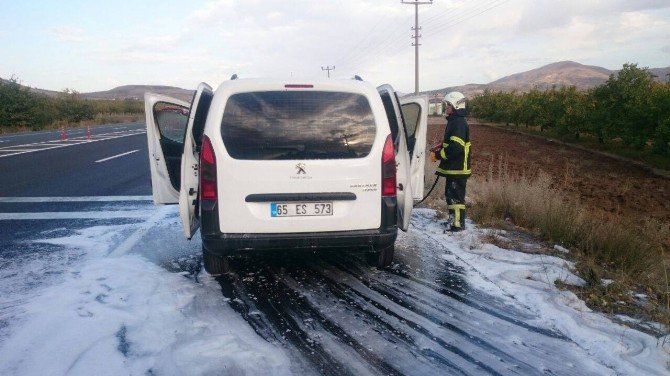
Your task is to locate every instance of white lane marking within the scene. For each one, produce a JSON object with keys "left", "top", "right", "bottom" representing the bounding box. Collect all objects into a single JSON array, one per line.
[
  {"left": 0, "top": 149, "right": 45, "bottom": 152},
  {"left": 0, "top": 196, "right": 153, "bottom": 203},
  {"left": 95, "top": 149, "right": 140, "bottom": 163},
  {"left": 0, "top": 131, "right": 146, "bottom": 159},
  {"left": 0, "top": 123, "right": 143, "bottom": 141},
  {"left": 0, "top": 211, "right": 150, "bottom": 220},
  {"left": 0, "top": 129, "right": 145, "bottom": 150},
  {"left": 0, "top": 145, "right": 73, "bottom": 153}
]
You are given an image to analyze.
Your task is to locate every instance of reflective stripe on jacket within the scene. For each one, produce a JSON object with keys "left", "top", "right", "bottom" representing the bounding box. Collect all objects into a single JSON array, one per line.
[{"left": 436, "top": 109, "right": 471, "bottom": 178}]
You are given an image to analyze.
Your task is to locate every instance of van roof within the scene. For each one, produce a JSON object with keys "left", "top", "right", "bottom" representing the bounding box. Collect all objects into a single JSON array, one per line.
[{"left": 213, "top": 78, "right": 377, "bottom": 94}]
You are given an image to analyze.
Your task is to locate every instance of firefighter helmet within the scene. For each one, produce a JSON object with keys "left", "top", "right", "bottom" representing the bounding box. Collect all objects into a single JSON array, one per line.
[{"left": 443, "top": 91, "right": 466, "bottom": 110}]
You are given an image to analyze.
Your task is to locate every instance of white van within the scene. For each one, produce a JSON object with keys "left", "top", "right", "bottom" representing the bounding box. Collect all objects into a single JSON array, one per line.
[{"left": 145, "top": 78, "right": 427, "bottom": 275}]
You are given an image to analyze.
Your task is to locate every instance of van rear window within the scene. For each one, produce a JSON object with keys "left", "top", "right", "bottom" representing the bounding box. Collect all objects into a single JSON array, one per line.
[{"left": 221, "top": 91, "right": 376, "bottom": 160}]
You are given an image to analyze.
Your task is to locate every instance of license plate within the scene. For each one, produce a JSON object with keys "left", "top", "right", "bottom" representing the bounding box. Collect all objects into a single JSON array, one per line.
[{"left": 271, "top": 202, "right": 333, "bottom": 217}]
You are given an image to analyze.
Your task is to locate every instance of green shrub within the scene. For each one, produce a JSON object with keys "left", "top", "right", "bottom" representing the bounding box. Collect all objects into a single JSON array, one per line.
[
  {"left": 470, "top": 63, "right": 670, "bottom": 151},
  {"left": 0, "top": 77, "right": 144, "bottom": 132}
]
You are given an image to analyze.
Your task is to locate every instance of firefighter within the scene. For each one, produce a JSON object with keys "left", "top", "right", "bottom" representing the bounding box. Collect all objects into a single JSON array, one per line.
[{"left": 430, "top": 91, "right": 471, "bottom": 232}]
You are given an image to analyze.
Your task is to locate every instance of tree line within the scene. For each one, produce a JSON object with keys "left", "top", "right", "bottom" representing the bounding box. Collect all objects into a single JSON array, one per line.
[
  {"left": 470, "top": 64, "right": 670, "bottom": 155},
  {"left": 0, "top": 76, "right": 143, "bottom": 132}
]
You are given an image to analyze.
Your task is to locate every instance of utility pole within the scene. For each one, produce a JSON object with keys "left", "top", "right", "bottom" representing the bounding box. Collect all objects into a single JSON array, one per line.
[
  {"left": 401, "top": 0, "right": 432, "bottom": 94},
  {"left": 321, "top": 66, "right": 335, "bottom": 78}
]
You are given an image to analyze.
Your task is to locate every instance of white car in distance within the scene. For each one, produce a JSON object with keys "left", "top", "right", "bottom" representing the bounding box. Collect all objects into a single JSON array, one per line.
[{"left": 145, "top": 78, "right": 427, "bottom": 275}]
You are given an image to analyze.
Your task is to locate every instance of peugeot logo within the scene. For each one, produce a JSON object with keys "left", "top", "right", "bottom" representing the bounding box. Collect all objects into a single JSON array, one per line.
[{"left": 295, "top": 163, "right": 306, "bottom": 174}]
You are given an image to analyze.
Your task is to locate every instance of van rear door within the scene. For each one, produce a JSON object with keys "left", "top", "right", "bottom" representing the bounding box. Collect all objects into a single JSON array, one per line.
[
  {"left": 376, "top": 84, "right": 413, "bottom": 231},
  {"left": 216, "top": 88, "right": 382, "bottom": 234},
  {"left": 179, "top": 83, "right": 213, "bottom": 239},
  {"left": 145, "top": 93, "right": 190, "bottom": 204},
  {"left": 400, "top": 95, "right": 428, "bottom": 201}
]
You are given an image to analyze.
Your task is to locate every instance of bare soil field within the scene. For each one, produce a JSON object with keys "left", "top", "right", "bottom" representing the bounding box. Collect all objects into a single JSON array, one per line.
[{"left": 424, "top": 117, "right": 670, "bottom": 224}]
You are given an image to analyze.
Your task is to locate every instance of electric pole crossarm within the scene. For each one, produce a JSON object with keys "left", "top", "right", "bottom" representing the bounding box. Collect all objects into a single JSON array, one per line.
[{"left": 321, "top": 65, "right": 335, "bottom": 78}]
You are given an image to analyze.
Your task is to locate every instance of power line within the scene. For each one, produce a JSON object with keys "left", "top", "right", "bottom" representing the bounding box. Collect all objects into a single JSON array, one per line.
[
  {"left": 337, "top": 0, "right": 511, "bottom": 79},
  {"left": 338, "top": 1, "right": 490, "bottom": 74},
  {"left": 382, "top": 0, "right": 512, "bottom": 64},
  {"left": 421, "top": 0, "right": 499, "bottom": 26},
  {"left": 423, "top": 0, "right": 510, "bottom": 39},
  {"left": 336, "top": 14, "right": 413, "bottom": 73},
  {"left": 333, "top": 12, "right": 395, "bottom": 68}
]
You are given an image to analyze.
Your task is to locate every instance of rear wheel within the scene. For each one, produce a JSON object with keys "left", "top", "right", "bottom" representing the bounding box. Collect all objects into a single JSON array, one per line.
[
  {"left": 367, "top": 244, "right": 395, "bottom": 268},
  {"left": 202, "top": 246, "right": 230, "bottom": 276}
]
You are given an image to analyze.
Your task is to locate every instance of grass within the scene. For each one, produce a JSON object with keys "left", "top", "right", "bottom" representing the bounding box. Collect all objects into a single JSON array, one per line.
[{"left": 469, "top": 157, "right": 670, "bottom": 328}]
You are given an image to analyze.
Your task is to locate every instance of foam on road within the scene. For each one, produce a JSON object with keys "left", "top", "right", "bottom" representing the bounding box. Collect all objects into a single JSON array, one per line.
[{"left": 0, "top": 205, "right": 667, "bottom": 375}]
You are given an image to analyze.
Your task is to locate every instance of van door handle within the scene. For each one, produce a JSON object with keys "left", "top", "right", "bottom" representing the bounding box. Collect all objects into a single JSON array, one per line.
[
  {"left": 398, "top": 183, "right": 404, "bottom": 191},
  {"left": 188, "top": 188, "right": 197, "bottom": 196}
]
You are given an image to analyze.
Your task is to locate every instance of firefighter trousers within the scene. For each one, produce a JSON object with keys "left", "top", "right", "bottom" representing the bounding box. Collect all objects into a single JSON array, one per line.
[{"left": 445, "top": 177, "right": 467, "bottom": 229}]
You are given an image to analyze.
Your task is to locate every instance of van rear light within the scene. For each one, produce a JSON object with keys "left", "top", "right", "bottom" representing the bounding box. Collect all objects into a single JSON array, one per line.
[
  {"left": 381, "top": 134, "right": 396, "bottom": 197},
  {"left": 200, "top": 135, "right": 217, "bottom": 201}
]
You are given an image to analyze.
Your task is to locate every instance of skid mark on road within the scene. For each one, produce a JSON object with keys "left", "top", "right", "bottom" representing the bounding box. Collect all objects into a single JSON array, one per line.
[{"left": 211, "top": 232, "right": 607, "bottom": 376}]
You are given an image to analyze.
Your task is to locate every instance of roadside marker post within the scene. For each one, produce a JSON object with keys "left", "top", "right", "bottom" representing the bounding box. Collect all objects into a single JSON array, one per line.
[
  {"left": 87, "top": 126, "right": 91, "bottom": 141},
  {"left": 60, "top": 127, "right": 68, "bottom": 141}
]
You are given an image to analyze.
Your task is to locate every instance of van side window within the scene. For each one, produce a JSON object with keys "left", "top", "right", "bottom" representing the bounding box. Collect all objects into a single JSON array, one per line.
[
  {"left": 154, "top": 103, "right": 189, "bottom": 143},
  {"left": 401, "top": 102, "right": 421, "bottom": 157},
  {"left": 152, "top": 102, "right": 189, "bottom": 190},
  {"left": 379, "top": 92, "right": 399, "bottom": 143},
  {"left": 188, "top": 91, "right": 213, "bottom": 149}
]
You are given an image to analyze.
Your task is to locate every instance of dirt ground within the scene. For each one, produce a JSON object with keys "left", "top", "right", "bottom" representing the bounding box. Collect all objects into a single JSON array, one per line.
[{"left": 423, "top": 117, "right": 670, "bottom": 224}]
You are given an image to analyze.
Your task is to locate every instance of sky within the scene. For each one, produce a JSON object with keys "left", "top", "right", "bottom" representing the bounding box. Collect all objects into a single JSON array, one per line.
[{"left": 0, "top": 0, "right": 669, "bottom": 93}]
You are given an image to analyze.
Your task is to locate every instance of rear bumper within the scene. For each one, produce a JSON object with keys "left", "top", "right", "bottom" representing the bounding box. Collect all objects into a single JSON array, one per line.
[
  {"left": 202, "top": 228, "right": 397, "bottom": 256},
  {"left": 200, "top": 196, "right": 398, "bottom": 256}
]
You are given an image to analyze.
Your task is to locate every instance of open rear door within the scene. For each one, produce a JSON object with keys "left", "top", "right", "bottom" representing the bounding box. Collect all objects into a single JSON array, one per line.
[
  {"left": 377, "top": 84, "right": 412, "bottom": 231},
  {"left": 145, "top": 93, "right": 190, "bottom": 204},
  {"left": 400, "top": 95, "right": 428, "bottom": 201},
  {"left": 179, "top": 83, "right": 213, "bottom": 239}
]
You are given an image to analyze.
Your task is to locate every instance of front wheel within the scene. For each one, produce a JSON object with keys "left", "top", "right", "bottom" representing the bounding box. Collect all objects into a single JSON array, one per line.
[
  {"left": 202, "top": 246, "right": 230, "bottom": 276},
  {"left": 367, "top": 244, "right": 395, "bottom": 268}
]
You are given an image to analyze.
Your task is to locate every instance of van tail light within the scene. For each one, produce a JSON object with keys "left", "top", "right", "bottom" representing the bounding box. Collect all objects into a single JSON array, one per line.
[
  {"left": 200, "top": 136, "right": 217, "bottom": 202},
  {"left": 381, "top": 134, "right": 396, "bottom": 197}
]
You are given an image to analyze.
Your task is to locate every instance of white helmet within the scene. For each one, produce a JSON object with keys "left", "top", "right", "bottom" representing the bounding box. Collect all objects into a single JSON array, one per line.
[{"left": 443, "top": 91, "right": 466, "bottom": 110}]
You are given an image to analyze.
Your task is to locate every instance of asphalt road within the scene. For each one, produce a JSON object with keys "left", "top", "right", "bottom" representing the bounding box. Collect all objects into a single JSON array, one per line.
[
  {"left": 0, "top": 123, "right": 150, "bottom": 196},
  {"left": 0, "top": 123, "right": 664, "bottom": 375}
]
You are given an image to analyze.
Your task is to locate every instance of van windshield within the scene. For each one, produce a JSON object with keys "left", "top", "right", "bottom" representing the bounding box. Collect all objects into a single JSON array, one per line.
[{"left": 221, "top": 91, "right": 376, "bottom": 160}]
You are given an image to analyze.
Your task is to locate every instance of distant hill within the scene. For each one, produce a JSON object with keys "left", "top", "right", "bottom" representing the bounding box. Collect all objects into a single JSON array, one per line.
[
  {"left": 649, "top": 67, "right": 670, "bottom": 81},
  {"left": 425, "top": 61, "right": 670, "bottom": 98},
  {"left": 0, "top": 79, "right": 194, "bottom": 102},
  {"left": 0, "top": 77, "right": 62, "bottom": 97},
  {"left": 83, "top": 85, "right": 194, "bottom": 101},
  {"left": 487, "top": 61, "right": 611, "bottom": 91}
]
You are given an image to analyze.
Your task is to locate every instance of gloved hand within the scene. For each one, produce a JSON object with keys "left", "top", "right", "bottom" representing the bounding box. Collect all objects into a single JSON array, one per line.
[{"left": 430, "top": 152, "right": 438, "bottom": 162}]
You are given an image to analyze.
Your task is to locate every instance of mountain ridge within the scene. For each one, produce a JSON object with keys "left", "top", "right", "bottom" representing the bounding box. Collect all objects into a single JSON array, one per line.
[
  {"left": 424, "top": 61, "right": 670, "bottom": 98},
  {"left": 4, "top": 61, "right": 669, "bottom": 101}
]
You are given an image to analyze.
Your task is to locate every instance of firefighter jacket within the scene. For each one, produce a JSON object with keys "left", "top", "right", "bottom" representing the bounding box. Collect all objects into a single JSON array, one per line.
[{"left": 435, "top": 108, "right": 471, "bottom": 178}]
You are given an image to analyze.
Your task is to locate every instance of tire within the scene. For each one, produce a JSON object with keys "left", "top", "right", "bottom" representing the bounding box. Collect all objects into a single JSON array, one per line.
[
  {"left": 202, "top": 247, "right": 230, "bottom": 276},
  {"left": 367, "top": 244, "right": 395, "bottom": 268}
]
